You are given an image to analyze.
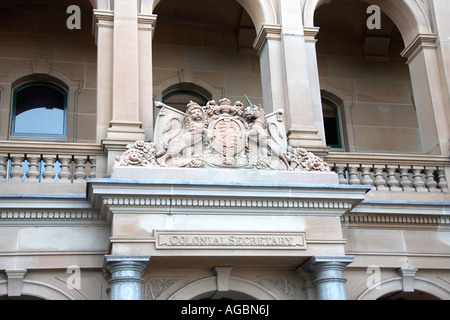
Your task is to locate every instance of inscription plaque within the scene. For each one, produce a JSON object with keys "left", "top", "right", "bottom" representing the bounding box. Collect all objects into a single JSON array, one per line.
[{"left": 155, "top": 231, "right": 306, "bottom": 250}]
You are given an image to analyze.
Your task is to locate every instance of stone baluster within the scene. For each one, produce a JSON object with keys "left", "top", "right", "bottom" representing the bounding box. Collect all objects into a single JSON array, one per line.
[
  {"left": 73, "top": 156, "right": 87, "bottom": 183},
  {"left": 25, "top": 154, "right": 41, "bottom": 183},
  {"left": 424, "top": 166, "right": 439, "bottom": 193},
  {"left": 58, "top": 155, "right": 73, "bottom": 183},
  {"left": 41, "top": 155, "right": 57, "bottom": 183},
  {"left": 386, "top": 165, "right": 401, "bottom": 191},
  {"left": 89, "top": 157, "right": 97, "bottom": 179},
  {"left": 399, "top": 166, "right": 414, "bottom": 192},
  {"left": 0, "top": 154, "right": 8, "bottom": 182},
  {"left": 373, "top": 165, "right": 388, "bottom": 191},
  {"left": 436, "top": 167, "right": 448, "bottom": 193},
  {"left": 347, "top": 164, "right": 361, "bottom": 185},
  {"left": 360, "top": 164, "right": 374, "bottom": 186},
  {"left": 9, "top": 154, "right": 25, "bottom": 182},
  {"left": 334, "top": 164, "right": 348, "bottom": 185},
  {"left": 412, "top": 166, "right": 427, "bottom": 192}
]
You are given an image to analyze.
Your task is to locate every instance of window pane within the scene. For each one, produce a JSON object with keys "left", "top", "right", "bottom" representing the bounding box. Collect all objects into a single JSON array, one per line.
[
  {"left": 14, "top": 107, "right": 65, "bottom": 135},
  {"left": 322, "top": 100, "right": 341, "bottom": 148},
  {"left": 12, "top": 84, "right": 66, "bottom": 137},
  {"left": 163, "top": 91, "right": 208, "bottom": 112}
]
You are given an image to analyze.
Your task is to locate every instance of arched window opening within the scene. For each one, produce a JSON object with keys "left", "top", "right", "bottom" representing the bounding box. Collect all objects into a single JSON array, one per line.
[
  {"left": 322, "top": 99, "right": 341, "bottom": 148},
  {"left": 378, "top": 290, "right": 440, "bottom": 300},
  {"left": 11, "top": 83, "right": 67, "bottom": 138},
  {"left": 163, "top": 90, "right": 209, "bottom": 112}
]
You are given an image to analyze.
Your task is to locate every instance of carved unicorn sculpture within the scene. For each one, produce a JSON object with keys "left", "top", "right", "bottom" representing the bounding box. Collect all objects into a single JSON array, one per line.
[{"left": 245, "top": 105, "right": 291, "bottom": 169}]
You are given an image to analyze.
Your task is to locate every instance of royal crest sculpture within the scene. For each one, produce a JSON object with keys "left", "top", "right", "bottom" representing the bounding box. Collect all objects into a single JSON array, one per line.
[{"left": 115, "top": 98, "right": 330, "bottom": 172}]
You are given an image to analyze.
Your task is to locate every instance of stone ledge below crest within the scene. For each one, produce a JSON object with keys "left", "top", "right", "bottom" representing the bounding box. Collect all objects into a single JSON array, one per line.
[{"left": 111, "top": 166, "right": 339, "bottom": 185}]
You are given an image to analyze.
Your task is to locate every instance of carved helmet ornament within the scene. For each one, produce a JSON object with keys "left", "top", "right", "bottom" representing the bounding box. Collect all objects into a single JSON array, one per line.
[{"left": 115, "top": 98, "right": 330, "bottom": 172}]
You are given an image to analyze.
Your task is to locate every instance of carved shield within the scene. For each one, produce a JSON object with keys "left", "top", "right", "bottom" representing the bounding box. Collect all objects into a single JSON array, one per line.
[{"left": 207, "top": 115, "right": 247, "bottom": 157}]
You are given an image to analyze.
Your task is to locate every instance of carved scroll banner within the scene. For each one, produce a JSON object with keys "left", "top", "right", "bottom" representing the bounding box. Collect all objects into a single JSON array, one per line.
[{"left": 155, "top": 231, "right": 306, "bottom": 250}]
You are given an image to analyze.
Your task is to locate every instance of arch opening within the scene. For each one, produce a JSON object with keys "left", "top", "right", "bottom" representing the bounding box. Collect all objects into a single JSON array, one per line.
[
  {"left": 152, "top": 0, "right": 263, "bottom": 109},
  {"left": 378, "top": 290, "right": 440, "bottom": 300},
  {"left": 314, "top": 0, "right": 422, "bottom": 154}
]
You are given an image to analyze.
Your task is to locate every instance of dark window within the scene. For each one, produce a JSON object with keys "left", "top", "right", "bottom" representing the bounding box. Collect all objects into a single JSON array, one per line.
[
  {"left": 11, "top": 83, "right": 67, "bottom": 137},
  {"left": 163, "top": 90, "right": 208, "bottom": 112},
  {"left": 322, "top": 99, "right": 342, "bottom": 148}
]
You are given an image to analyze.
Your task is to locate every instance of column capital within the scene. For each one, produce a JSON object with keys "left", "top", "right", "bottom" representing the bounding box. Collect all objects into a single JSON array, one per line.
[
  {"left": 400, "top": 33, "right": 437, "bottom": 63},
  {"left": 104, "top": 254, "right": 151, "bottom": 273},
  {"left": 253, "top": 24, "right": 282, "bottom": 54},
  {"left": 300, "top": 255, "right": 354, "bottom": 300},
  {"left": 137, "top": 13, "right": 157, "bottom": 30},
  {"left": 93, "top": 10, "right": 114, "bottom": 44},
  {"left": 302, "top": 255, "right": 354, "bottom": 274},
  {"left": 303, "top": 27, "right": 320, "bottom": 43}
]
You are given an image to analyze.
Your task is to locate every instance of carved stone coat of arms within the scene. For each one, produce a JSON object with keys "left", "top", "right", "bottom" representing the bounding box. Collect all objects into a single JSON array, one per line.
[{"left": 115, "top": 98, "right": 330, "bottom": 172}]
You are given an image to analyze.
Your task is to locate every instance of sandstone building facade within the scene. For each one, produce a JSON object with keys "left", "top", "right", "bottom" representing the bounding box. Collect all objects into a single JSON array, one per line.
[{"left": 0, "top": 0, "right": 449, "bottom": 300}]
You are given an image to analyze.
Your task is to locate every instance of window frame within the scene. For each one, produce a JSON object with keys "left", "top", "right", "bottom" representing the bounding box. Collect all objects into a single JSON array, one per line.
[
  {"left": 11, "top": 82, "right": 68, "bottom": 139},
  {"left": 322, "top": 98, "right": 343, "bottom": 149}
]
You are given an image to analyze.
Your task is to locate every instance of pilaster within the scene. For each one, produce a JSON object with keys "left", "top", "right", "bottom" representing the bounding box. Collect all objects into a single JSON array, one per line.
[
  {"left": 138, "top": 14, "right": 158, "bottom": 141},
  {"left": 107, "top": 0, "right": 145, "bottom": 142},
  {"left": 93, "top": 10, "right": 114, "bottom": 144},
  {"left": 277, "top": 0, "right": 325, "bottom": 149},
  {"left": 401, "top": 33, "right": 449, "bottom": 156},
  {"left": 254, "top": 24, "right": 285, "bottom": 114}
]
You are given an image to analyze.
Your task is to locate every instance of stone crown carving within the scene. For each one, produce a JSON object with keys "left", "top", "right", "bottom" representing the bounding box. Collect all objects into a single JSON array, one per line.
[{"left": 115, "top": 98, "right": 330, "bottom": 172}]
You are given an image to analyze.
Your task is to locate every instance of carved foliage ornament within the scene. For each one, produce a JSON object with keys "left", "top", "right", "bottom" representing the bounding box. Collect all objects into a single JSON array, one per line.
[{"left": 115, "top": 99, "right": 330, "bottom": 172}]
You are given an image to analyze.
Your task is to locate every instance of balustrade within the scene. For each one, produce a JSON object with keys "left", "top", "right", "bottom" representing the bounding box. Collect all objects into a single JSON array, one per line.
[
  {"left": 326, "top": 152, "right": 449, "bottom": 194},
  {"left": 0, "top": 153, "right": 97, "bottom": 184},
  {"left": 0, "top": 143, "right": 447, "bottom": 196},
  {"left": 0, "top": 141, "right": 104, "bottom": 184}
]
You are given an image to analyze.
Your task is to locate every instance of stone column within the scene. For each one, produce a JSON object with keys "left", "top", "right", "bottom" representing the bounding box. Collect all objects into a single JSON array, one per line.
[
  {"left": 401, "top": 34, "right": 450, "bottom": 156},
  {"left": 301, "top": 255, "right": 354, "bottom": 300},
  {"left": 431, "top": 0, "right": 450, "bottom": 148},
  {"left": 254, "top": 24, "right": 286, "bottom": 114},
  {"left": 277, "top": 0, "right": 325, "bottom": 149},
  {"left": 304, "top": 27, "right": 327, "bottom": 152},
  {"left": 107, "top": 0, "right": 145, "bottom": 141},
  {"left": 104, "top": 255, "right": 150, "bottom": 300}
]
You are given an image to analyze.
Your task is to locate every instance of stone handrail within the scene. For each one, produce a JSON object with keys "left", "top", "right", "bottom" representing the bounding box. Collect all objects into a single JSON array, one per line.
[
  {"left": 325, "top": 151, "right": 449, "bottom": 193},
  {"left": 0, "top": 141, "right": 105, "bottom": 183}
]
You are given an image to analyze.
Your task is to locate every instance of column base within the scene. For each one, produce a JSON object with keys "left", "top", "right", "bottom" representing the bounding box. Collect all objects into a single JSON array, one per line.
[
  {"left": 107, "top": 120, "right": 146, "bottom": 141},
  {"left": 287, "top": 128, "right": 325, "bottom": 148}
]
